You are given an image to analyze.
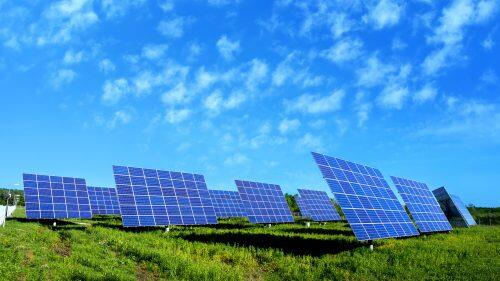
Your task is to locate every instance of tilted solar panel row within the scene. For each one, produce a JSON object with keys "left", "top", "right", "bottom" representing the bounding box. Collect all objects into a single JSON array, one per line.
[
  {"left": 296, "top": 189, "right": 341, "bottom": 222},
  {"left": 23, "top": 173, "right": 92, "bottom": 219}
]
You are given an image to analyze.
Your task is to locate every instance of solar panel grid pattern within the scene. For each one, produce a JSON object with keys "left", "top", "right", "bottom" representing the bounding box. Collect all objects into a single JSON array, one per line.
[
  {"left": 312, "top": 152, "right": 419, "bottom": 241},
  {"left": 113, "top": 166, "right": 217, "bottom": 227},
  {"left": 295, "top": 195, "right": 311, "bottom": 218},
  {"left": 391, "top": 176, "right": 452, "bottom": 233},
  {"left": 88, "top": 186, "right": 121, "bottom": 215},
  {"left": 23, "top": 173, "right": 92, "bottom": 219},
  {"left": 236, "top": 180, "right": 294, "bottom": 224},
  {"left": 450, "top": 195, "right": 477, "bottom": 226},
  {"left": 209, "top": 190, "right": 247, "bottom": 218},
  {"left": 296, "top": 189, "right": 341, "bottom": 221}
]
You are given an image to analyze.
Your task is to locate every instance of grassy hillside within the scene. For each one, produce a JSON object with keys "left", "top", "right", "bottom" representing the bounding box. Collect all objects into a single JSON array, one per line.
[{"left": 1, "top": 208, "right": 499, "bottom": 280}]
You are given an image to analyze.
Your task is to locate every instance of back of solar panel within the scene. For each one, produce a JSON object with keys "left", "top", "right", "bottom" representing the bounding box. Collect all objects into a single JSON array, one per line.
[
  {"left": 433, "top": 187, "right": 476, "bottom": 227},
  {"left": 296, "top": 189, "right": 341, "bottom": 222}
]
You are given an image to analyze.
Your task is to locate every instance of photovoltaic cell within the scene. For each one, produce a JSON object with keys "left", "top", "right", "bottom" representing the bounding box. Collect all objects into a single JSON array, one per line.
[
  {"left": 433, "top": 187, "right": 476, "bottom": 227},
  {"left": 88, "top": 186, "right": 121, "bottom": 215},
  {"left": 113, "top": 165, "right": 217, "bottom": 227},
  {"left": 295, "top": 189, "right": 341, "bottom": 222},
  {"left": 23, "top": 173, "right": 92, "bottom": 219},
  {"left": 311, "top": 152, "right": 419, "bottom": 241},
  {"left": 236, "top": 180, "right": 294, "bottom": 224},
  {"left": 209, "top": 189, "right": 247, "bottom": 218},
  {"left": 391, "top": 176, "right": 452, "bottom": 233}
]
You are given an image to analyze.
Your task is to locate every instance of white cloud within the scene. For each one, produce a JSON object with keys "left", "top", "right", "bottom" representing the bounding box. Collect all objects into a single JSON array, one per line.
[
  {"left": 194, "top": 67, "right": 219, "bottom": 90},
  {"left": 100, "top": 0, "right": 146, "bottom": 19},
  {"left": 159, "top": 0, "right": 174, "bottom": 12},
  {"left": 354, "top": 92, "right": 372, "bottom": 127},
  {"left": 108, "top": 110, "right": 132, "bottom": 128},
  {"left": 165, "top": 108, "right": 191, "bottom": 124},
  {"left": 161, "top": 83, "right": 188, "bottom": 105},
  {"left": 158, "top": 17, "right": 185, "bottom": 38},
  {"left": 378, "top": 83, "right": 409, "bottom": 109},
  {"left": 423, "top": 0, "right": 499, "bottom": 75},
  {"left": 272, "top": 53, "right": 323, "bottom": 88},
  {"left": 414, "top": 84, "right": 438, "bottom": 104},
  {"left": 142, "top": 44, "right": 168, "bottom": 60},
  {"left": 37, "top": 0, "right": 98, "bottom": 45},
  {"left": 279, "top": 118, "right": 301, "bottom": 134},
  {"left": 131, "top": 63, "right": 189, "bottom": 96},
  {"left": 245, "top": 59, "right": 268, "bottom": 90},
  {"left": 216, "top": 35, "right": 240, "bottom": 61},
  {"left": 321, "top": 38, "right": 363, "bottom": 64},
  {"left": 63, "top": 49, "right": 84, "bottom": 64},
  {"left": 331, "top": 13, "right": 352, "bottom": 39},
  {"left": 482, "top": 36, "right": 494, "bottom": 49},
  {"left": 208, "top": 0, "right": 241, "bottom": 6},
  {"left": 203, "top": 90, "right": 246, "bottom": 115},
  {"left": 365, "top": 0, "right": 404, "bottom": 29},
  {"left": 51, "top": 69, "right": 76, "bottom": 88},
  {"left": 286, "top": 90, "right": 345, "bottom": 114},
  {"left": 480, "top": 69, "right": 498, "bottom": 84},
  {"left": 297, "top": 133, "right": 323, "bottom": 151},
  {"left": 98, "top": 58, "right": 116, "bottom": 73},
  {"left": 102, "top": 78, "right": 129, "bottom": 104},
  {"left": 224, "top": 153, "right": 248, "bottom": 166},
  {"left": 357, "top": 55, "right": 397, "bottom": 88}
]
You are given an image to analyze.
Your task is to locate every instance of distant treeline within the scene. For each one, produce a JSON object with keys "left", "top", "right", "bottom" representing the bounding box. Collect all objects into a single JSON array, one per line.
[
  {"left": 0, "top": 188, "right": 24, "bottom": 206},
  {"left": 468, "top": 206, "right": 500, "bottom": 225}
]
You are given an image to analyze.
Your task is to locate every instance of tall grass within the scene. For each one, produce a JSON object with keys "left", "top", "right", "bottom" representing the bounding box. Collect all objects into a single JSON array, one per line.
[{"left": 0, "top": 208, "right": 498, "bottom": 280}]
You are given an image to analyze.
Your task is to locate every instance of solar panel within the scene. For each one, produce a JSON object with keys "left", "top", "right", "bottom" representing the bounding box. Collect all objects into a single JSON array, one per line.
[
  {"left": 23, "top": 173, "right": 92, "bottom": 219},
  {"left": 209, "top": 189, "right": 247, "bottom": 218},
  {"left": 235, "top": 180, "right": 294, "bottom": 224},
  {"left": 113, "top": 165, "right": 217, "bottom": 227},
  {"left": 87, "top": 186, "right": 121, "bottom": 216},
  {"left": 391, "top": 176, "right": 452, "bottom": 233},
  {"left": 311, "top": 152, "right": 419, "bottom": 241},
  {"left": 295, "top": 189, "right": 341, "bottom": 222},
  {"left": 433, "top": 187, "right": 476, "bottom": 227}
]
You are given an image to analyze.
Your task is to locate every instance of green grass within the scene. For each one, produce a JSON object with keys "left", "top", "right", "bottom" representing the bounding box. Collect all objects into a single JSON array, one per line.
[{"left": 1, "top": 208, "right": 499, "bottom": 280}]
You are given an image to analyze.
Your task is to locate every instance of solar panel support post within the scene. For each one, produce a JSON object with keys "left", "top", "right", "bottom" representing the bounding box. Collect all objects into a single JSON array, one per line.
[
  {"left": 306, "top": 222, "right": 310, "bottom": 228},
  {"left": 267, "top": 223, "right": 272, "bottom": 228},
  {"left": 53, "top": 221, "right": 57, "bottom": 227},
  {"left": 165, "top": 226, "right": 170, "bottom": 232},
  {"left": 369, "top": 242, "right": 373, "bottom": 251},
  {"left": 2, "top": 192, "right": 11, "bottom": 227}
]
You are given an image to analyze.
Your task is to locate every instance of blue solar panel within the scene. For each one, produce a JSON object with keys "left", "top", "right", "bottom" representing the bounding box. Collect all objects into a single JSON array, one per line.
[
  {"left": 433, "top": 187, "right": 476, "bottom": 227},
  {"left": 23, "top": 173, "right": 92, "bottom": 219},
  {"left": 296, "top": 189, "right": 341, "bottom": 222},
  {"left": 391, "top": 176, "right": 452, "bottom": 233},
  {"left": 312, "top": 152, "right": 419, "bottom": 241},
  {"left": 113, "top": 165, "right": 217, "bottom": 227},
  {"left": 236, "top": 180, "right": 294, "bottom": 224},
  {"left": 88, "top": 186, "right": 121, "bottom": 216},
  {"left": 209, "top": 189, "right": 247, "bottom": 218}
]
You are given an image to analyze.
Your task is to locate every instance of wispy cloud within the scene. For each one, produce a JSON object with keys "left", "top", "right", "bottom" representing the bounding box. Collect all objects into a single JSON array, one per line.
[
  {"left": 158, "top": 17, "right": 186, "bottom": 38},
  {"left": 102, "top": 78, "right": 129, "bottom": 104},
  {"left": 51, "top": 68, "right": 76, "bottom": 88},
  {"left": 364, "top": 0, "right": 404, "bottom": 29},
  {"left": 285, "top": 90, "right": 345, "bottom": 114},
  {"left": 216, "top": 35, "right": 240, "bottom": 61}
]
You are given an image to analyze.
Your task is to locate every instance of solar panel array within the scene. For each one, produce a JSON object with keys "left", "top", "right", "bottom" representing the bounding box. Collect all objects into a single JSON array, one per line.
[
  {"left": 391, "top": 176, "right": 452, "bottom": 233},
  {"left": 23, "top": 173, "right": 92, "bottom": 219},
  {"left": 87, "top": 186, "right": 121, "bottom": 216},
  {"left": 236, "top": 180, "right": 294, "bottom": 224},
  {"left": 295, "top": 189, "right": 341, "bottom": 222},
  {"left": 433, "top": 187, "right": 476, "bottom": 227},
  {"left": 113, "top": 166, "right": 217, "bottom": 227},
  {"left": 209, "top": 189, "right": 247, "bottom": 218},
  {"left": 312, "top": 152, "right": 419, "bottom": 241},
  {"left": 449, "top": 195, "right": 477, "bottom": 226}
]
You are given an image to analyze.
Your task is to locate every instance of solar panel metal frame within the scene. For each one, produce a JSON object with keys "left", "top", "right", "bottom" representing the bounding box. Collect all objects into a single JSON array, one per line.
[
  {"left": 23, "top": 173, "right": 92, "bottom": 220},
  {"left": 296, "top": 189, "right": 341, "bottom": 222},
  {"left": 209, "top": 189, "right": 247, "bottom": 218},
  {"left": 88, "top": 186, "right": 121, "bottom": 216},
  {"left": 113, "top": 165, "right": 218, "bottom": 227},
  {"left": 312, "top": 152, "right": 419, "bottom": 241},
  {"left": 391, "top": 176, "right": 452, "bottom": 233},
  {"left": 236, "top": 180, "right": 294, "bottom": 224},
  {"left": 433, "top": 187, "right": 476, "bottom": 227}
]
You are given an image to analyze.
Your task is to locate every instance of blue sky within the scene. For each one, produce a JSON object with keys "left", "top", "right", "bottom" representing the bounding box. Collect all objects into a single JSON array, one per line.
[{"left": 0, "top": 0, "right": 499, "bottom": 207}]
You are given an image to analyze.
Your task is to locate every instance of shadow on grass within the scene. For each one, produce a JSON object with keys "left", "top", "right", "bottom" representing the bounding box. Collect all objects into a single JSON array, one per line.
[
  {"left": 10, "top": 217, "right": 88, "bottom": 231},
  {"left": 278, "top": 227, "right": 354, "bottom": 236},
  {"left": 178, "top": 232, "right": 363, "bottom": 256}
]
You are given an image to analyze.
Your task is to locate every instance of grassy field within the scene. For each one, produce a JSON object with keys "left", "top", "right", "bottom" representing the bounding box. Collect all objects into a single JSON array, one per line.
[{"left": 1, "top": 208, "right": 499, "bottom": 281}]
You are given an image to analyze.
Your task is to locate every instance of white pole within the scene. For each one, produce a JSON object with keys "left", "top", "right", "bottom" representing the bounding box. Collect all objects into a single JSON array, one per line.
[{"left": 306, "top": 222, "right": 310, "bottom": 228}]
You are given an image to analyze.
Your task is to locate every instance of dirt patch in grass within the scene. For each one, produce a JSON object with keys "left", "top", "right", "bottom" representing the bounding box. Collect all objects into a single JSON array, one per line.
[{"left": 136, "top": 264, "right": 160, "bottom": 281}]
